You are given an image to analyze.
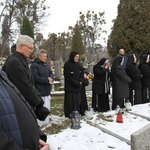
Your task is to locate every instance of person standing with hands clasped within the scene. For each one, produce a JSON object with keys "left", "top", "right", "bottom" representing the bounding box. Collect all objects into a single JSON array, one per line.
[
  {"left": 31, "top": 49, "right": 54, "bottom": 125},
  {"left": 64, "top": 51, "right": 83, "bottom": 118},
  {"left": 138, "top": 54, "right": 150, "bottom": 103},
  {"left": 126, "top": 54, "right": 142, "bottom": 105},
  {"left": 2, "top": 35, "right": 49, "bottom": 122},
  {"left": 92, "top": 58, "right": 110, "bottom": 112}
]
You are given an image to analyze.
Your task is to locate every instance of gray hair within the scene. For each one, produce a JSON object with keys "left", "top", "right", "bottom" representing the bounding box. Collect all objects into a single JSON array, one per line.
[
  {"left": 16, "top": 35, "right": 34, "bottom": 48},
  {"left": 36, "top": 49, "right": 47, "bottom": 57}
]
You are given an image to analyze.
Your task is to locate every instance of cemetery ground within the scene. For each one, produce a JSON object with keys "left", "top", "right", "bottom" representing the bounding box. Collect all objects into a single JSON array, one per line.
[
  {"left": 42, "top": 95, "right": 92, "bottom": 134},
  {"left": 40, "top": 94, "right": 150, "bottom": 149}
]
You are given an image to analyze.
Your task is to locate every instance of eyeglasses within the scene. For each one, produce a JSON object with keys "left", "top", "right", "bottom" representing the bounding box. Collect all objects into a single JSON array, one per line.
[{"left": 22, "top": 44, "right": 34, "bottom": 51}]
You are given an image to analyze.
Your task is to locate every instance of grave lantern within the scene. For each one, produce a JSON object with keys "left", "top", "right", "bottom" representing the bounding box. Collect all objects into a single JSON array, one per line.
[
  {"left": 125, "top": 100, "right": 132, "bottom": 111},
  {"left": 70, "top": 110, "right": 81, "bottom": 129}
]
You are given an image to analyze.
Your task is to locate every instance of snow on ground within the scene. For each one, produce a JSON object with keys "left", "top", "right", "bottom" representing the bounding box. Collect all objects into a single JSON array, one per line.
[
  {"left": 46, "top": 103, "right": 150, "bottom": 150},
  {"left": 47, "top": 120, "right": 130, "bottom": 150}
]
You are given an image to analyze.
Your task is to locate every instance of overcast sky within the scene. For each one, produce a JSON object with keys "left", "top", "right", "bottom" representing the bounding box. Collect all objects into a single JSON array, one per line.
[{"left": 43, "top": 0, "right": 120, "bottom": 41}]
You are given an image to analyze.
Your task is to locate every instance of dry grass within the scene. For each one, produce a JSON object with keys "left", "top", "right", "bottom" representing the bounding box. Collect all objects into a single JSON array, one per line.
[
  {"left": 43, "top": 96, "right": 70, "bottom": 134},
  {"left": 43, "top": 95, "right": 92, "bottom": 134}
]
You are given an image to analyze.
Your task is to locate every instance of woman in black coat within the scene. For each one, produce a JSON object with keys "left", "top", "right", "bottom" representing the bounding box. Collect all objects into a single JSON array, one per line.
[
  {"left": 64, "top": 51, "right": 82, "bottom": 118},
  {"left": 126, "top": 54, "right": 142, "bottom": 105},
  {"left": 138, "top": 54, "right": 150, "bottom": 103},
  {"left": 92, "top": 58, "right": 110, "bottom": 112},
  {"left": 111, "top": 56, "right": 131, "bottom": 110}
]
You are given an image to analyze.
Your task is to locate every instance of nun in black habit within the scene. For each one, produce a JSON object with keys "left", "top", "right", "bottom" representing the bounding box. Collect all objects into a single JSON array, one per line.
[
  {"left": 64, "top": 51, "right": 82, "bottom": 118},
  {"left": 79, "top": 62, "right": 89, "bottom": 116},
  {"left": 126, "top": 54, "right": 142, "bottom": 105},
  {"left": 138, "top": 54, "right": 150, "bottom": 103},
  {"left": 111, "top": 56, "right": 131, "bottom": 110},
  {"left": 92, "top": 58, "right": 110, "bottom": 112}
]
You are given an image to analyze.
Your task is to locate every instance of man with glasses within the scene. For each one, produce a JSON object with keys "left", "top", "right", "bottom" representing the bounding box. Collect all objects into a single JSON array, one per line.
[{"left": 2, "top": 35, "right": 49, "bottom": 122}]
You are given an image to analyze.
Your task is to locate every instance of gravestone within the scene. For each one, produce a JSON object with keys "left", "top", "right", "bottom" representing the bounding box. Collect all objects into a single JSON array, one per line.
[
  {"left": 54, "top": 58, "right": 63, "bottom": 80},
  {"left": 131, "top": 123, "right": 150, "bottom": 150}
]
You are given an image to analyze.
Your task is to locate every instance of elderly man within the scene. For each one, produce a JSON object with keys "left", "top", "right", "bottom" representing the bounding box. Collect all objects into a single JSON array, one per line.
[
  {"left": 116, "top": 48, "right": 127, "bottom": 69},
  {"left": 31, "top": 49, "right": 54, "bottom": 125},
  {"left": 2, "top": 35, "right": 49, "bottom": 121}
]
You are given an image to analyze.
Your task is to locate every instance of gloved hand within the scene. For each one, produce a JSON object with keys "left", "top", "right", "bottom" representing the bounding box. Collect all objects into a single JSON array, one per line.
[{"left": 35, "top": 105, "right": 50, "bottom": 121}]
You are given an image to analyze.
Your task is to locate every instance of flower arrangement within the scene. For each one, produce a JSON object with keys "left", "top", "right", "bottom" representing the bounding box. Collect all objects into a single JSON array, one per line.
[{"left": 87, "top": 73, "right": 94, "bottom": 79}]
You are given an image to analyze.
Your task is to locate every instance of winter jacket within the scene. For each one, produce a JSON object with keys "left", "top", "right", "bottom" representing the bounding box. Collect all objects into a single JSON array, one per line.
[
  {"left": 30, "top": 58, "right": 54, "bottom": 96},
  {"left": 0, "top": 70, "right": 46, "bottom": 150},
  {"left": 2, "top": 51, "right": 43, "bottom": 108}
]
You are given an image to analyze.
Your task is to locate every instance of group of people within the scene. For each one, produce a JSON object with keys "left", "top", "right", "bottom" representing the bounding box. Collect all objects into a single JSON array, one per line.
[
  {"left": 0, "top": 34, "right": 150, "bottom": 149},
  {"left": 111, "top": 49, "right": 150, "bottom": 110},
  {"left": 92, "top": 48, "right": 150, "bottom": 112},
  {"left": 1, "top": 35, "right": 51, "bottom": 149},
  {"left": 64, "top": 48, "right": 150, "bottom": 119}
]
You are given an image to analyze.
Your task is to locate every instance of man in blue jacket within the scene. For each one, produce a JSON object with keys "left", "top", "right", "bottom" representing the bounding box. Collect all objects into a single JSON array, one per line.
[
  {"left": 0, "top": 70, "right": 49, "bottom": 150},
  {"left": 31, "top": 49, "right": 54, "bottom": 125},
  {"left": 116, "top": 48, "right": 127, "bottom": 70}
]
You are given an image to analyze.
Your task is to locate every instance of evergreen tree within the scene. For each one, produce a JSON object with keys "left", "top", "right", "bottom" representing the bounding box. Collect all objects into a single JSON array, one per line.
[
  {"left": 107, "top": 0, "right": 150, "bottom": 59},
  {"left": 0, "top": 15, "right": 10, "bottom": 56},
  {"left": 21, "top": 16, "right": 34, "bottom": 39},
  {"left": 21, "top": 16, "right": 34, "bottom": 59},
  {"left": 71, "top": 23, "right": 85, "bottom": 61}
]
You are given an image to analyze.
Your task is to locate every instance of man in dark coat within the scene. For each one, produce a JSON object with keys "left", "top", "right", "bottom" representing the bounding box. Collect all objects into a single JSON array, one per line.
[
  {"left": 0, "top": 70, "right": 49, "bottom": 150},
  {"left": 64, "top": 51, "right": 83, "bottom": 118},
  {"left": 2, "top": 35, "right": 49, "bottom": 121}
]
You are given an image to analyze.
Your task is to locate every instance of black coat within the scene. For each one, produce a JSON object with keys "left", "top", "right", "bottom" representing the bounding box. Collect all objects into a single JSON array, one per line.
[
  {"left": 80, "top": 68, "right": 89, "bottom": 115},
  {"left": 111, "top": 66, "right": 131, "bottom": 110},
  {"left": 2, "top": 51, "right": 42, "bottom": 107},
  {"left": 138, "top": 54, "right": 150, "bottom": 103},
  {"left": 92, "top": 58, "right": 110, "bottom": 112},
  {"left": 126, "top": 54, "right": 142, "bottom": 104},
  {"left": 64, "top": 60, "right": 81, "bottom": 92},
  {"left": 126, "top": 63, "right": 142, "bottom": 90},
  {"left": 92, "top": 63, "right": 110, "bottom": 94},
  {"left": 64, "top": 51, "right": 82, "bottom": 117},
  {"left": 139, "top": 63, "right": 150, "bottom": 88},
  {"left": 113, "top": 66, "right": 131, "bottom": 99},
  {"left": 139, "top": 54, "right": 150, "bottom": 88},
  {"left": 30, "top": 58, "right": 54, "bottom": 96},
  {"left": 0, "top": 70, "right": 46, "bottom": 150}
]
